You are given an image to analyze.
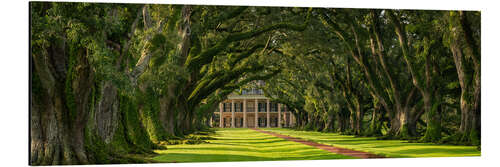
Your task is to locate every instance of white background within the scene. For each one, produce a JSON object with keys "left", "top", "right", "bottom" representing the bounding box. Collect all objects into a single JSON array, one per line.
[{"left": 0, "top": 0, "right": 498, "bottom": 166}]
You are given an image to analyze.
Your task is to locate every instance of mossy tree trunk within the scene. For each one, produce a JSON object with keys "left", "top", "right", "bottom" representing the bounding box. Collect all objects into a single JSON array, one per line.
[
  {"left": 30, "top": 4, "right": 162, "bottom": 165},
  {"left": 352, "top": 99, "right": 364, "bottom": 135},
  {"left": 336, "top": 108, "right": 350, "bottom": 133},
  {"left": 31, "top": 42, "right": 93, "bottom": 164},
  {"left": 447, "top": 11, "right": 480, "bottom": 145},
  {"left": 365, "top": 102, "right": 382, "bottom": 136},
  {"left": 420, "top": 95, "right": 442, "bottom": 142},
  {"left": 323, "top": 110, "right": 336, "bottom": 132}
]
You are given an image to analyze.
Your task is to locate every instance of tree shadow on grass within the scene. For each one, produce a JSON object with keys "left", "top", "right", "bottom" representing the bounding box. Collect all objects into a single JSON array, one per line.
[
  {"left": 168, "top": 144, "right": 323, "bottom": 153},
  {"left": 359, "top": 142, "right": 446, "bottom": 149},
  {"left": 215, "top": 137, "right": 278, "bottom": 141},
  {"left": 213, "top": 141, "right": 298, "bottom": 148},
  {"left": 316, "top": 139, "right": 383, "bottom": 145},
  {"left": 152, "top": 153, "right": 272, "bottom": 163},
  {"left": 215, "top": 138, "right": 287, "bottom": 144},
  {"left": 391, "top": 147, "right": 480, "bottom": 156},
  {"left": 217, "top": 136, "right": 280, "bottom": 143},
  {"left": 152, "top": 152, "right": 354, "bottom": 163}
]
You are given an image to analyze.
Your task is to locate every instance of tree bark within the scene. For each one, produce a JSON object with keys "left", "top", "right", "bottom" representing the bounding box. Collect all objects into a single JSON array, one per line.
[
  {"left": 93, "top": 81, "right": 119, "bottom": 143},
  {"left": 31, "top": 44, "right": 93, "bottom": 165},
  {"left": 448, "top": 11, "right": 480, "bottom": 145},
  {"left": 420, "top": 93, "right": 442, "bottom": 142},
  {"left": 337, "top": 108, "right": 350, "bottom": 133},
  {"left": 366, "top": 102, "right": 382, "bottom": 136}
]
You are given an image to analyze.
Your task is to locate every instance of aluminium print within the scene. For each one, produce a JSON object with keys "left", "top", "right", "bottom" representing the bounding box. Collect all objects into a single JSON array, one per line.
[{"left": 30, "top": 1, "right": 480, "bottom": 165}]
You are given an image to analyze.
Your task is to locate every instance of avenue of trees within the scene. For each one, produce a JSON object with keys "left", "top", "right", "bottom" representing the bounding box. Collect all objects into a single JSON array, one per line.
[
  {"left": 262, "top": 9, "right": 480, "bottom": 144},
  {"left": 30, "top": 2, "right": 480, "bottom": 165}
]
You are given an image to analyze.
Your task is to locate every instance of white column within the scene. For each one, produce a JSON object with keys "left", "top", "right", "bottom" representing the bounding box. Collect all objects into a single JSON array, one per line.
[
  {"left": 231, "top": 100, "right": 235, "bottom": 128},
  {"left": 209, "top": 115, "right": 213, "bottom": 127},
  {"left": 278, "top": 103, "right": 282, "bottom": 128},
  {"left": 255, "top": 99, "right": 258, "bottom": 128},
  {"left": 219, "top": 103, "right": 223, "bottom": 128},
  {"left": 243, "top": 99, "right": 247, "bottom": 128},
  {"left": 266, "top": 99, "right": 270, "bottom": 128}
]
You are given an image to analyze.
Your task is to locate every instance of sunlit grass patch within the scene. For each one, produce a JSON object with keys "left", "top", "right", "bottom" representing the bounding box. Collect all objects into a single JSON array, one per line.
[
  {"left": 152, "top": 128, "right": 354, "bottom": 163},
  {"left": 262, "top": 128, "right": 481, "bottom": 158}
]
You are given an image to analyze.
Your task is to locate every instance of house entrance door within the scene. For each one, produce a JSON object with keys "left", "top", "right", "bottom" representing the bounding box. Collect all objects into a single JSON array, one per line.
[{"left": 248, "top": 117, "right": 255, "bottom": 128}]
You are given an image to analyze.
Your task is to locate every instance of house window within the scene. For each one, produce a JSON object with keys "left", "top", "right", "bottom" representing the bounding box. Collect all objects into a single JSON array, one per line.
[
  {"left": 258, "top": 102, "right": 267, "bottom": 112},
  {"left": 224, "top": 103, "right": 231, "bottom": 112},
  {"left": 258, "top": 117, "right": 267, "bottom": 127},
  {"left": 270, "top": 103, "right": 278, "bottom": 112},
  {"left": 235, "top": 103, "right": 243, "bottom": 112},
  {"left": 247, "top": 102, "right": 255, "bottom": 112}
]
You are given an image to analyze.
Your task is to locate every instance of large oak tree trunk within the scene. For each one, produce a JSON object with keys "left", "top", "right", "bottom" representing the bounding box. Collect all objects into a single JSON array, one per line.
[
  {"left": 366, "top": 103, "right": 382, "bottom": 136},
  {"left": 157, "top": 5, "right": 193, "bottom": 137},
  {"left": 447, "top": 11, "right": 480, "bottom": 145},
  {"left": 31, "top": 45, "right": 93, "bottom": 165},
  {"left": 93, "top": 82, "right": 119, "bottom": 143},
  {"left": 31, "top": 36, "right": 157, "bottom": 166},
  {"left": 420, "top": 93, "right": 442, "bottom": 142},
  {"left": 324, "top": 111, "right": 335, "bottom": 132},
  {"left": 353, "top": 101, "right": 364, "bottom": 135},
  {"left": 450, "top": 43, "right": 480, "bottom": 145},
  {"left": 159, "top": 95, "right": 176, "bottom": 136},
  {"left": 396, "top": 108, "right": 416, "bottom": 138},
  {"left": 336, "top": 108, "right": 350, "bottom": 133}
]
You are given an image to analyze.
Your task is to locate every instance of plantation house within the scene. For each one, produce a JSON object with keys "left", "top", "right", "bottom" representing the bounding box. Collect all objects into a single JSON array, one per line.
[{"left": 212, "top": 81, "right": 295, "bottom": 128}]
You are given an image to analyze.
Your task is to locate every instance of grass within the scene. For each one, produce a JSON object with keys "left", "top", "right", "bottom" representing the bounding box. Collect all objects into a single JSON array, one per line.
[
  {"left": 261, "top": 128, "right": 481, "bottom": 158},
  {"left": 151, "top": 128, "right": 355, "bottom": 163}
]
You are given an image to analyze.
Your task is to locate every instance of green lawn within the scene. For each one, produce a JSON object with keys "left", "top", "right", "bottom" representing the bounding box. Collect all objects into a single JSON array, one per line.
[
  {"left": 152, "top": 128, "right": 355, "bottom": 163},
  {"left": 261, "top": 128, "right": 481, "bottom": 158}
]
